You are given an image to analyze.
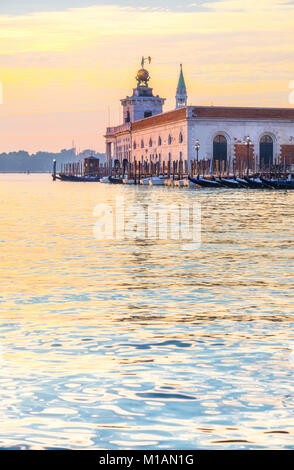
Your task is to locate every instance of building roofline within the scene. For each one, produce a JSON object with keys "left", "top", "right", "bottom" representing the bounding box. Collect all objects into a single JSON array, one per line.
[
  {"left": 188, "top": 105, "right": 294, "bottom": 120},
  {"left": 132, "top": 107, "right": 187, "bottom": 132},
  {"left": 188, "top": 105, "right": 294, "bottom": 111}
]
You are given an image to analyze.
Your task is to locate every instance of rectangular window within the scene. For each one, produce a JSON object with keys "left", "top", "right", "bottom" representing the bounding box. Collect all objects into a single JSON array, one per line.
[{"left": 144, "top": 111, "right": 152, "bottom": 118}]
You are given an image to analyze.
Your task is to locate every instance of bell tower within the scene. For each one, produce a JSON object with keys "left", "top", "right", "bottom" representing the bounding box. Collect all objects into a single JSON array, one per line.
[
  {"left": 121, "top": 57, "right": 165, "bottom": 123},
  {"left": 176, "top": 64, "right": 187, "bottom": 109}
]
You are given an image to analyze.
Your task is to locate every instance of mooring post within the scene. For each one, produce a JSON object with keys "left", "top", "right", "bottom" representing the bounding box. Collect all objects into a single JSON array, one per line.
[
  {"left": 52, "top": 159, "right": 57, "bottom": 181},
  {"left": 134, "top": 159, "right": 137, "bottom": 185}
]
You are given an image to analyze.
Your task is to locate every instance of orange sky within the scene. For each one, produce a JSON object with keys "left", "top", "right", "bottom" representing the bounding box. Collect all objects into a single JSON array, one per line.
[{"left": 0, "top": 0, "right": 294, "bottom": 153}]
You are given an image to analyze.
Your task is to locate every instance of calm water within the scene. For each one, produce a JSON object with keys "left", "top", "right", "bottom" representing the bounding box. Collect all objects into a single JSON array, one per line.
[{"left": 0, "top": 174, "right": 293, "bottom": 450}]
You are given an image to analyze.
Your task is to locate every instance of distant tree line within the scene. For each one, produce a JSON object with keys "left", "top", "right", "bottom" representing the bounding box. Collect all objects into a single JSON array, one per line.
[{"left": 0, "top": 149, "right": 105, "bottom": 173}]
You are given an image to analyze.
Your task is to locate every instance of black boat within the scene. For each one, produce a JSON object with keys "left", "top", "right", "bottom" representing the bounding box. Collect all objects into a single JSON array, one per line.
[
  {"left": 55, "top": 174, "right": 101, "bottom": 182},
  {"left": 260, "top": 177, "right": 294, "bottom": 190},
  {"left": 109, "top": 176, "right": 124, "bottom": 184},
  {"left": 217, "top": 177, "right": 243, "bottom": 188},
  {"left": 236, "top": 177, "right": 250, "bottom": 187},
  {"left": 188, "top": 176, "right": 222, "bottom": 188},
  {"left": 244, "top": 176, "right": 273, "bottom": 189}
]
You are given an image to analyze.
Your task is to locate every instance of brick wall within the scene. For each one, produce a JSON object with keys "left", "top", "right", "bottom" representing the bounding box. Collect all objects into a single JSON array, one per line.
[
  {"left": 280, "top": 145, "right": 294, "bottom": 165},
  {"left": 234, "top": 143, "right": 255, "bottom": 169}
]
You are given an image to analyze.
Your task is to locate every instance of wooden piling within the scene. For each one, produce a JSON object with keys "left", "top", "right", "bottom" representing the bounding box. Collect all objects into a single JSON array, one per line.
[
  {"left": 168, "top": 159, "right": 171, "bottom": 179},
  {"left": 134, "top": 159, "right": 137, "bottom": 184},
  {"left": 52, "top": 160, "right": 57, "bottom": 181}
]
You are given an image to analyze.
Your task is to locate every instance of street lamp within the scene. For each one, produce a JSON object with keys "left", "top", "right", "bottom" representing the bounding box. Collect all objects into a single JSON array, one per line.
[
  {"left": 244, "top": 136, "right": 251, "bottom": 175},
  {"left": 195, "top": 139, "right": 200, "bottom": 163}
]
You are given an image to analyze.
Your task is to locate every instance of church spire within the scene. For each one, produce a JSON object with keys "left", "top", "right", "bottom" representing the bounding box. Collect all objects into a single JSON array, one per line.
[{"left": 176, "top": 64, "right": 187, "bottom": 108}]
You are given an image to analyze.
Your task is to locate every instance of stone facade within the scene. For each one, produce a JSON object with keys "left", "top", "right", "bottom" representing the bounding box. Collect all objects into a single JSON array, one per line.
[
  {"left": 187, "top": 106, "right": 294, "bottom": 168},
  {"left": 132, "top": 109, "right": 187, "bottom": 166},
  {"left": 121, "top": 86, "right": 165, "bottom": 124},
  {"left": 105, "top": 66, "right": 294, "bottom": 171}
]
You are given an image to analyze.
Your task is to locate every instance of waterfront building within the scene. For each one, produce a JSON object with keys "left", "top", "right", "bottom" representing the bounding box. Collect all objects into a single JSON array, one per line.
[{"left": 105, "top": 60, "right": 294, "bottom": 171}]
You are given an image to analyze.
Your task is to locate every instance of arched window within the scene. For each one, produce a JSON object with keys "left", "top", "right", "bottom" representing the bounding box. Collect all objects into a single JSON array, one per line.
[
  {"left": 213, "top": 135, "right": 227, "bottom": 162},
  {"left": 179, "top": 132, "right": 183, "bottom": 143},
  {"left": 158, "top": 136, "right": 162, "bottom": 146},
  {"left": 214, "top": 135, "right": 227, "bottom": 143},
  {"left": 168, "top": 135, "right": 172, "bottom": 145},
  {"left": 141, "top": 139, "right": 144, "bottom": 148},
  {"left": 133, "top": 141, "right": 137, "bottom": 150},
  {"left": 149, "top": 138, "right": 153, "bottom": 147},
  {"left": 260, "top": 135, "right": 273, "bottom": 168},
  {"left": 260, "top": 135, "right": 273, "bottom": 144}
]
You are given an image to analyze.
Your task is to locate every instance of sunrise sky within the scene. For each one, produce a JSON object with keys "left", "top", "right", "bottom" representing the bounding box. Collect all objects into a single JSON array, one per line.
[{"left": 0, "top": 0, "right": 293, "bottom": 153}]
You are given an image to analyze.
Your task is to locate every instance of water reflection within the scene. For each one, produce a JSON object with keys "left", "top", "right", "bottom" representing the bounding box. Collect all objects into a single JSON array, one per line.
[{"left": 0, "top": 174, "right": 293, "bottom": 449}]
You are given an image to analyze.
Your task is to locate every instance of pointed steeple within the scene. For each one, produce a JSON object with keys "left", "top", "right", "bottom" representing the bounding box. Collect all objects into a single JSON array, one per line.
[
  {"left": 176, "top": 64, "right": 187, "bottom": 108},
  {"left": 177, "top": 64, "right": 186, "bottom": 91}
]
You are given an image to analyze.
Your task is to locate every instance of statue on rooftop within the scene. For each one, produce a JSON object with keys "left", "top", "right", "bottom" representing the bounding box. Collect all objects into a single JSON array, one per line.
[{"left": 136, "top": 56, "right": 152, "bottom": 87}]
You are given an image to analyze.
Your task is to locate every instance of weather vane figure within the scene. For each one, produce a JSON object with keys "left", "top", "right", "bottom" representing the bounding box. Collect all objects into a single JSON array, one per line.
[
  {"left": 141, "top": 56, "right": 151, "bottom": 68},
  {"left": 136, "top": 56, "right": 152, "bottom": 87}
]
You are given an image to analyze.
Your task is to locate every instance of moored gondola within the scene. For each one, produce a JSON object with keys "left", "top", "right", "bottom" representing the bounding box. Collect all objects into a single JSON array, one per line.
[
  {"left": 260, "top": 177, "right": 294, "bottom": 190},
  {"left": 109, "top": 176, "right": 124, "bottom": 184},
  {"left": 188, "top": 176, "right": 223, "bottom": 188},
  {"left": 217, "top": 177, "right": 243, "bottom": 188},
  {"left": 56, "top": 174, "right": 101, "bottom": 182},
  {"left": 244, "top": 176, "right": 273, "bottom": 189},
  {"left": 236, "top": 177, "right": 250, "bottom": 187}
]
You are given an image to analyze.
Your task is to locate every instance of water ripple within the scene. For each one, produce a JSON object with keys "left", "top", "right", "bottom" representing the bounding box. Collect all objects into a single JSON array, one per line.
[{"left": 0, "top": 175, "right": 293, "bottom": 449}]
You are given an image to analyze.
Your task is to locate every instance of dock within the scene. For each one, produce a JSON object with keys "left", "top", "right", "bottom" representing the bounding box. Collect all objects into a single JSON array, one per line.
[{"left": 53, "top": 155, "right": 294, "bottom": 189}]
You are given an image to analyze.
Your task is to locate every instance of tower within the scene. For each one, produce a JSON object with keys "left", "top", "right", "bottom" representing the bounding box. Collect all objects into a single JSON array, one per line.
[
  {"left": 121, "top": 57, "right": 165, "bottom": 123},
  {"left": 176, "top": 64, "right": 187, "bottom": 109}
]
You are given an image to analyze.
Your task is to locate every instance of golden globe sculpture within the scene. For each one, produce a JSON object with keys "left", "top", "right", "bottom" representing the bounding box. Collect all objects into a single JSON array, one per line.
[{"left": 136, "top": 68, "right": 150, "bottom": 87}]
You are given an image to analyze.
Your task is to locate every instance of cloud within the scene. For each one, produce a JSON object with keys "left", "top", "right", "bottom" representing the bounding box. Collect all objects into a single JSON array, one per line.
[
  {"left": 0, "top": 1, "right": 293, "bottom": 152},
  {"left": 0, "top": 0, "right": 292, "bottom": 56}
]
